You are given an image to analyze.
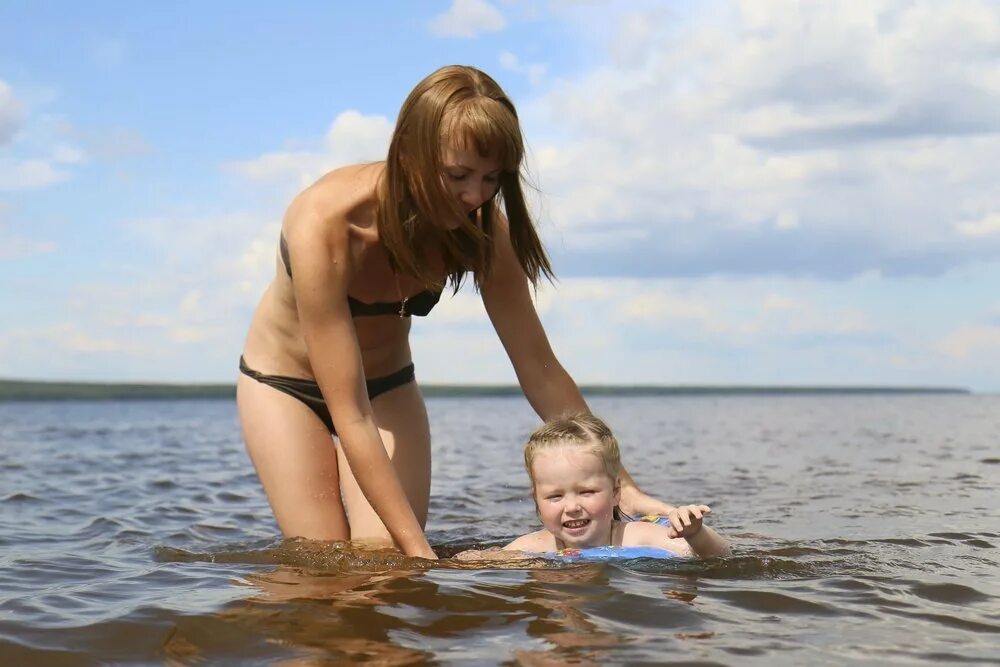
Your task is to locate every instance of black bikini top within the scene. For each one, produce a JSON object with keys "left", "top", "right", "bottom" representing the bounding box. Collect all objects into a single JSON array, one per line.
[{"left": 279, "top": 234, "right": 441, "bottom": 318}]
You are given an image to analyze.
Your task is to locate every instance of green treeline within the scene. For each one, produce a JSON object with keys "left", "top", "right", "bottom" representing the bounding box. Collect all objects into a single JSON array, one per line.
[{"left": 0, "top": 378, "right": 971, "bottom": 401}]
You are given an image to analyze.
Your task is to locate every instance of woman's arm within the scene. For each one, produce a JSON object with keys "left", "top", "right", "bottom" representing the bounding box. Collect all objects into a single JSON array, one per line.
[
  {"left": 480, "top": 215, "right": 587, "bottom": 418},
  {"left": 480, "top": 215, "right": 674, "bottom": 515},
  {"left": 286, "top": 199, "right": 435, "bottom": 559}
]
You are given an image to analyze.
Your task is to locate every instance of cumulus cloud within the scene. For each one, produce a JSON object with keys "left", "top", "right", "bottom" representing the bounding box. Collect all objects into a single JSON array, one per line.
[
  {"left": 956, "top": 213, "right": 1000, "bottom": 237},
  {"left": 0, "top": 158, "right": 69, "bottom": 191},
  {"left": 937, "top": 324, "right": 1000, "bottom": 359},
  {"left": 224, "top": 110, "right": 392, "bottom": 190},
  {"left": 499, "top": 50, "right": 547, "bottom": 86},
  {"left": 0, "top": 81, "right": 25, "bottom": 144},
  {"left": 5, "top": 208, "right": 285, "bottom": 381},
  {"left": 0, "top": 82, "right": 93, "bottom": 191},
  {"left": 0, "top": 223, "right": 57, "bottom": 260},
  {"left": 526, "top": 0, "right": 1000, "bottom": 279},
  {"left": 429, "top": 0, "right": 506, "bottom": 38}
]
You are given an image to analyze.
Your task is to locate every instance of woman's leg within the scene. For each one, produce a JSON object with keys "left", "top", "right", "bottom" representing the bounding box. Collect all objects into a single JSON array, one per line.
[
  {"left": 237, "top": 372, "right": 350, "bottom": 540},
  {"left": 336, "top": 380, "right": 432, "bottom": 544}
]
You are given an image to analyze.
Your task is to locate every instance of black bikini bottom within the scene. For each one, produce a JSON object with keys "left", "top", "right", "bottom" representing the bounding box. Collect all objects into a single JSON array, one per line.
[{"left": 238, "top": 356, "right": 415, "bottom": 436}]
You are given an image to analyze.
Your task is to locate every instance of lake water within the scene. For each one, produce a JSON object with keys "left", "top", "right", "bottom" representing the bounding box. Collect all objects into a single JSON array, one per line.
[{"left": 1, "top": 394, "right": 998, "bottom": 665}]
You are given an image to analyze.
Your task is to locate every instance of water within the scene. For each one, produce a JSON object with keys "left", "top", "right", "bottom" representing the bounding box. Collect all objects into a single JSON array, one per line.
[{"left": 1, "top": 395, "right": 998, "bottom": 665}]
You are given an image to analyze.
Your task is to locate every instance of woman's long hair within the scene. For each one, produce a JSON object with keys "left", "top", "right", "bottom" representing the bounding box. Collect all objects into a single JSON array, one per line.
[{"left": 377, "top": 65, "right": 553, "bottom": 291}]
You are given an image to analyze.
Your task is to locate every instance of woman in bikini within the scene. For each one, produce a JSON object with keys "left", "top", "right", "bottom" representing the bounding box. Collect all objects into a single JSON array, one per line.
[{"left": 237, "top": 65, "right": 673, "bottom": 559}]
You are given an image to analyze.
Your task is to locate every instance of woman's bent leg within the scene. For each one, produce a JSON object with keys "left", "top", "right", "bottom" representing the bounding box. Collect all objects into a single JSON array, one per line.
[
  {"left": 336, "top": 380, "right": 431, "bottom": 545},
  {"left": 237, "top": 373, "right": 350, "bottom": 541}
]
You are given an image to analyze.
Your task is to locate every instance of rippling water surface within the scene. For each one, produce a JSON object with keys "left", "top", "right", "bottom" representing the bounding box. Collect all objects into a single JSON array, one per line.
[{"left": 1, "top": 395, "right": 998, "bottom": 665}]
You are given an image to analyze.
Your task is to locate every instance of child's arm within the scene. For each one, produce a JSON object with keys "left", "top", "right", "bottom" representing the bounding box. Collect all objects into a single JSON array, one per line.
[
  {"left": 503, "top": 530, "right": 553, "bottom": 552},
  {"left": 453, "top": 530, "right": 552, "bottom": 562},
  {"left": 664, "top": 505, "right": 730, "bottom": 558}
]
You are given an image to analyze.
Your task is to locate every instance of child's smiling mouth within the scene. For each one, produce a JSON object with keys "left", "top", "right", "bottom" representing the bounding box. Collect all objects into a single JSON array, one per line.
[{"left": 562, "top": 519, "right": 590, "bottom": 530}]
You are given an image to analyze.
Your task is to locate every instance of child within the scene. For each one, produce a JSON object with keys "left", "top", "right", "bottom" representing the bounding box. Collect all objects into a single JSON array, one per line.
[{"left": 501, "top": 414, "right": 729, "bottom": 559}]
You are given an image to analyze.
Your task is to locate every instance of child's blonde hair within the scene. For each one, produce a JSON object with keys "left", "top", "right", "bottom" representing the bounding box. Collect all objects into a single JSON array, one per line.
[{"left": 524, "top": 413, "right": 622, "bottom": 486}]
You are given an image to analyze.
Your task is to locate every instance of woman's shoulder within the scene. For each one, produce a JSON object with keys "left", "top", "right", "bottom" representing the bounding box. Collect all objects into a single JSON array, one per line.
[{"left": 285, "top": 163, "right": 384, "bottom": 243}]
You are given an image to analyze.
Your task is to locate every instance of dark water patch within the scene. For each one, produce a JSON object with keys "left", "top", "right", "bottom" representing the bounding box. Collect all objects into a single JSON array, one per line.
[
  {"left": 696, "top": 554, "right": 848, "bottom": 580},
  {"left": 908, "top": 581, "right": 991, "bottom": 605},
  {"left": 215, "top": 491, "right": 251, "bottom": 503},
  {"left": 712, "top": 590, "right": 842, "bottom": 616},
  {"left": 963, "top": 539, "right": 995, "bottom": 548},
  {"left": 877, "top": 537, "right": 934, "bottom": 546},
  {"left": 2, "top": 492, "right": 39, "bottom": 502},
  {"left": 0, "top": 640, "right": 96, "bottom": 667},
  {"left": 885, "top": 609, "right": 1000, "bottom": 634},
  {"left": 921, "top": 651, "right": 1000, "bottom": 663}
]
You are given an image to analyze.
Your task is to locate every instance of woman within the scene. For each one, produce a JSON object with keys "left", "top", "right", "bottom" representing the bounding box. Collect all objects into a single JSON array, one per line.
[{"left": 237, "top": 65, "right": 671, "bottom": 559}]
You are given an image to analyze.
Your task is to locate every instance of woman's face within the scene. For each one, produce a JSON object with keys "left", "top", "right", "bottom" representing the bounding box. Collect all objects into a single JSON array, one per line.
[{"left": 440, "top": 141, "right": 502, "bottom": 224}]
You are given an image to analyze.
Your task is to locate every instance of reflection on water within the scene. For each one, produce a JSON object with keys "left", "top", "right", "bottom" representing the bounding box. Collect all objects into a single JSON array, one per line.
[{"left": 1, "top": 395, "right": 999, "bottom": 664}]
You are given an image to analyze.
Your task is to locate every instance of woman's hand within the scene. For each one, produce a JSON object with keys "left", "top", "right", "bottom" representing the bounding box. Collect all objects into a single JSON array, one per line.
[
  {"left": 414, "top": 546, "right": 439, "bottom": 560},
  {"left": 618, "top": 484, "right": 677, "bottom": 519}
]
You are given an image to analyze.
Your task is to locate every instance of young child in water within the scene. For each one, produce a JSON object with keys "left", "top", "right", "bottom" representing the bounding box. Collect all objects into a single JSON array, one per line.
[{"left": 500, "top": 413, "right": 729, "bottom": 559}]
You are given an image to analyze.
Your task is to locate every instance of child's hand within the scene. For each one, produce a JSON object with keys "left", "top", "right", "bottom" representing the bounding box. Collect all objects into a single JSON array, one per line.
[{"left": 665, "top": 504, "right": 711, "bottom": 539}]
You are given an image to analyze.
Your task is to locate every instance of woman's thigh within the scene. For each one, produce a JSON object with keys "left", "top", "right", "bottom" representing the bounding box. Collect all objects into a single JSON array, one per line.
[
  {"left": 237, "top": 373, "right": 349, "bottom": 541},
  {"left": 337, "top": 380, "right": 432, "bottom": 544}
]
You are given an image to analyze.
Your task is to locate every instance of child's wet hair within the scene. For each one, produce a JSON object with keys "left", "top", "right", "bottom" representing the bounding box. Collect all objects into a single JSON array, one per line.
[{"left": 524, "top": 413, "right": 621, "bottom": 484}]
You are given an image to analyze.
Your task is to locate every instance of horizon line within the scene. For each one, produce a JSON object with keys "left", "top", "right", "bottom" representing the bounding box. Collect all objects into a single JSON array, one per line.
[{"left": 0, "top": 377, "right": 974, "bottom": 401}]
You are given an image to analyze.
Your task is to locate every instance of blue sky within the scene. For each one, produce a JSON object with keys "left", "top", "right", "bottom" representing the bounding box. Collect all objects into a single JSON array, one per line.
[{"left": 2, "top": 0, "right": 999, "bottom": 391}]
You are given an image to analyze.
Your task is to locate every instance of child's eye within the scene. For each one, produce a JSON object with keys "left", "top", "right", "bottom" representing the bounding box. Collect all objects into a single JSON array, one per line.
[
  {"left": 580, "top": 490, "right": 595, "bottom": 496},
  {"left": 546, "top": 494, "right": 562, "bottom": 501},
  {"left": 447, "top": 173, "right": 467, "bottom": 181}
]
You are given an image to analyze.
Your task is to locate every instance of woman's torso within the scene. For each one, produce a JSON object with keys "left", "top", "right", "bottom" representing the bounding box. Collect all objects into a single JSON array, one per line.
[{"left": 241, "top": 163, "right": 446, "bottom": 380}]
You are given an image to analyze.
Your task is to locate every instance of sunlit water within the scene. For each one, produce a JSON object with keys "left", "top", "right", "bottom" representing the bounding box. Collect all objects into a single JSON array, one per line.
[{"left": 1, "top": 395, "right": 998, "bottom": 665}]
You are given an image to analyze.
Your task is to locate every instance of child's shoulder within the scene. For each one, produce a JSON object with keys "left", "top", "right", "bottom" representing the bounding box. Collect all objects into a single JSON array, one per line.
[
  {"left": 504, "top": 529, "right": 556, "bottom": 553},
  {"left": 619, "top": 521, "right": 693, "bottom": 557}
]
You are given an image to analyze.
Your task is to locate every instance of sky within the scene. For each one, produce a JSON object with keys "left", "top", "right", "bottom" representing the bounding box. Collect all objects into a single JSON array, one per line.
[{"left": 1, "top": 0, "right": 999, "bottom": 391}]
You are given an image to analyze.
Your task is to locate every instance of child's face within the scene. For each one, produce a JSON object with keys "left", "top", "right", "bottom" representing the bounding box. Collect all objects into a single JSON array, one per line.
[{"left": 530, "top": 445, "right": 619, "bottom": 549}]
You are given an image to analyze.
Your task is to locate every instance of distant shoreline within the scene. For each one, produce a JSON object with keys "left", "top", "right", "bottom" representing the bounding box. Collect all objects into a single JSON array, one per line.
[{"left": 0, "top": 378, "right": 972, "bottom": 401}]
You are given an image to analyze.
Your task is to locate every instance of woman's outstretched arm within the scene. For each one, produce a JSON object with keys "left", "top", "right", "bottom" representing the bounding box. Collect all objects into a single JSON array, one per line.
[{"left": 481, "top": 215, "right": 674, "bottom": 516}]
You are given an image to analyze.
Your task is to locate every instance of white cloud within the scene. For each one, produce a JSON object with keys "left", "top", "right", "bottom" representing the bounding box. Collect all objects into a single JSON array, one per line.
[
  {"left": 523, "top": 0, "right": 1000, "bottom": 278},
  {"left": 499, "top": 50, "right": 547, "bottom": 86},
  {"left": 0, "top": 158, "right": 68, "bottom": 191},
  {"left": 323, "top": 110, "right": 393, "bottom": 162},
  {"left": 937, "top": 325, "right": 1000, "bottom": 359},
  {"left": 429, "top": 0, "right": 506, "bottom": 38},
  {"left": 762, "top": 294, "right": 802, "bottom": 312},
  {"left": 0, "top": 82, "right": 93, "bottom": 191},
  {"left": 0, "top": 224, "right": 57, "bottom": 260},
  {"left": 956, "top": 213, "right": 1000, "bottom": 237},
  {"left": 0, "top": 80, "right": 25, "bottom": 144},
  {"left": 618, "top": 293, "right": 711, "bottom": 323},
  {"left": 50, "top": 144, "right": 86, "bottom": 164},
  {"left": 224, "top": 110, "right": 392, "bottom": 189}
]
